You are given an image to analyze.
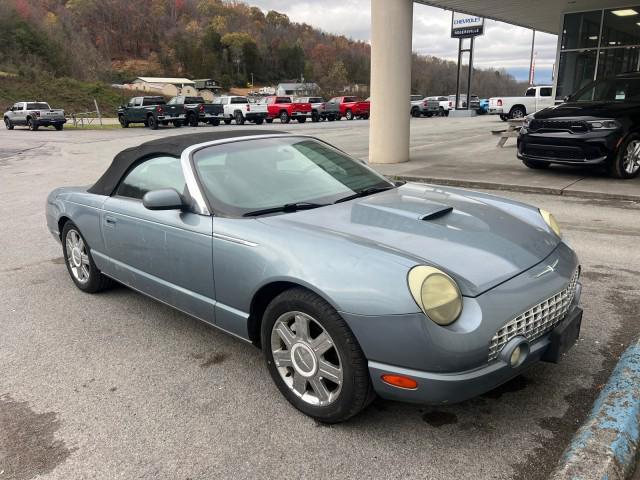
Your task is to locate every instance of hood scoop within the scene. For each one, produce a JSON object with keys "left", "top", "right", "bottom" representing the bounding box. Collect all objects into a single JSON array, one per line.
[{"left": 420, "top": 206, "right": 453, "bottom": 221}]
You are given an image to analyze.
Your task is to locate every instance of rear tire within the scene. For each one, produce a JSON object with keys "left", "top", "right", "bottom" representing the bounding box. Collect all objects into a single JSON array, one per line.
[
  {"left": 224, "top": 118, "right": 232, "bottom": 125},
  {"left": 297, "top": 117, "right": 306, "bottom": 123},
  {"left": 210, "top": 118, "right": 220, "bottom": 126},
  {"left": 254, "top": 118, "right": 264, "bottom": 125},
  {"left": 4, "top": 117, "right": 14, "bottom": 130},
  {"left": 27, "top": 117, "right": 38, "bottom": 131},
  {"left": 523, "top": 159, "right": 551, "bottom": 169},
  {"left": 345, "top": 109, "right": 354, "bottom": 121},
  {"left": 327, "top": 115, "right": 335, "bottom": 122},
  {"left": 173, "top": 120, "right": 182, "bottom": 128},
  {"left": 411, "top": 107, "right": 421, "bottom": 117},
  {"left": 235, "top": 111, "right": 245, "bottom": 125},
  {"left": 509, "top": 106, "right": 526, "bottom": 119},
  {"left": 61, "top": 222, "right": 114, "bottom": 293},
  {"left": 54, "top": 124, "right": 63, "bottom": 131},
  {"left": 609, "top": 133, "right": 640, "bottom": 179},
  {"left": 188, "top": 113, "right": 199, "bottom": 127},
  {"left": 261, "top": 288, "right": 374, "bottom": 423},
  {"left": 312, "top": 112, "right": 321, "bottom": 122},
  {"left": 147, "top": 115, "right": 158, "bottom": 130},
  {"left": 266, "top": 118, "right": 274, "bottom": 124}
]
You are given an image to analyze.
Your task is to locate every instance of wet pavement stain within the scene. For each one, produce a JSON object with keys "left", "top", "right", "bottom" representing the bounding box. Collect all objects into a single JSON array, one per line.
[
  {"left": 0, "top": 394, "right": 74, "bottom": 480},
  {"left": 199, "top": 352, "right": 228, "bottom": 368},
  {"left": 482, "top": 375, "right": 530, "bottom": 399},
  {"left": 422, "top": 410, "right": 458, "bottom": 427}
]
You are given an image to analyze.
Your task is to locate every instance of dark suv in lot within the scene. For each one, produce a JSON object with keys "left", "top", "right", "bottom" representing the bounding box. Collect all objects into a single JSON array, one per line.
[{"left": 517, "top": 72, "right": 640, "bottom": 179}]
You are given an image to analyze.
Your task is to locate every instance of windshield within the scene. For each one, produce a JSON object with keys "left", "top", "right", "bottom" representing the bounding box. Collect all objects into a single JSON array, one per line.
[
  {"left": 571, "top": 77, "right": 640, "bottom": 102},
  {"left": 192, "top": 137, "right": 392, "bottom": 217},
  {"left": 27, "top": 103, "right": 50, "bottom": 110}
]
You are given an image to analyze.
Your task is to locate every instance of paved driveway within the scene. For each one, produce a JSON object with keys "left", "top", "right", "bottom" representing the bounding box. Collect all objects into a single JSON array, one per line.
[{"left": 1, "top": 122, "right": 639, "bottom": 479}]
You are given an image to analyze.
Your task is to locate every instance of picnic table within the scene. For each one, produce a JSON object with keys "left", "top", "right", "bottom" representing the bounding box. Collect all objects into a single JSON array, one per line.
[{"left": 492, "top": 118, "right": 524, "bottom": 147}]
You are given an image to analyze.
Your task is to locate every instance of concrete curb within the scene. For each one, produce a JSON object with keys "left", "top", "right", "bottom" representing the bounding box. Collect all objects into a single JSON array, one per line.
[
  {"left": 390, "top": 175, "right": 640, "bottom": 203},
  {"left": 549, "top": 338, "right": 640, "bottom": 480}
]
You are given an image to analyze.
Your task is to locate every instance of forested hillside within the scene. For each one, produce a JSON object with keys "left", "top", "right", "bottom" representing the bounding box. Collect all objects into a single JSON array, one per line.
[{"left": 0, "top": 0, "right": 527, "bottom": 98}]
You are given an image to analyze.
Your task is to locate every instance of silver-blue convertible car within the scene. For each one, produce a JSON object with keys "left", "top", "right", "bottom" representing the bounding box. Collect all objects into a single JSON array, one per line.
[{"left": 46, "top": 131, "right": 583, "bottom": 423}]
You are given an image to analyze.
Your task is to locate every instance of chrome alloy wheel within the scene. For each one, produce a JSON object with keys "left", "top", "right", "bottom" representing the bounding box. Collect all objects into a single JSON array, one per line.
[
  {"left": 65, "top": 229, "right": 90, "bottom": 283},
  {"left": 270, "top": 311, "right": 343, "bottom": 406},
  {"left": 623, "top": 139, "right": 640, "bottom": 175}
]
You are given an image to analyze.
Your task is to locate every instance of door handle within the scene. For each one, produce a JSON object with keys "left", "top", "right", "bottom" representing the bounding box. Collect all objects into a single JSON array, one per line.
[{"left": 105, "top": 216, "right": 117, "bottom": 225}]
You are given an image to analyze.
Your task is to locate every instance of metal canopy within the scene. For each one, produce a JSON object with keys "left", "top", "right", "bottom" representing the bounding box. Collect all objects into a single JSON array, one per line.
[{"left": 416, "top": 0, "right": 633, "bottom": 34}]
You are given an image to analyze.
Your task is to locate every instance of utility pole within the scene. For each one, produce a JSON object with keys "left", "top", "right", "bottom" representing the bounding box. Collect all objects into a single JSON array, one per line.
[{"left": 529, "top": 29, "right": 536, "bottom": 85}]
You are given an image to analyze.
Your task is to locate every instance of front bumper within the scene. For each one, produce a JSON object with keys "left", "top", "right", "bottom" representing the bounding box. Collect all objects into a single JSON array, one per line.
[
  {"left": 343, "top": 241, "right": 581, "bottom": 404},
  {"left": 517, "top": 128, "right": 622, "bottom": 165},
  {"left": 369, "top": 304, "right": 581, "bottom": 404}
]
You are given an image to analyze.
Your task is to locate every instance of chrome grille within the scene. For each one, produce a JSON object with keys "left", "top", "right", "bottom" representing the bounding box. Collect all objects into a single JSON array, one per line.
[{"left": 488, "top": 269, "right": 580, "bottom": 361}]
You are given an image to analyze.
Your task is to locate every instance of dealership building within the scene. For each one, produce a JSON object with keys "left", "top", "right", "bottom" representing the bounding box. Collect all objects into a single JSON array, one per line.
[{"left": 370, "top": 0, "right": 640, "bottom": 164}]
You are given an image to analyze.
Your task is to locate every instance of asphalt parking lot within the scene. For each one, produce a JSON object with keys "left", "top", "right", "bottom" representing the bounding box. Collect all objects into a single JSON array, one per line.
[{"left": 1, "top": 119, "right": 639, "bottom": 480}]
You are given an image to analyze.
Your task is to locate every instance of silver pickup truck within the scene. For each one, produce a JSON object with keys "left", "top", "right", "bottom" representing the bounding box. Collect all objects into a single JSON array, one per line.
[
  {"left": 4, "top": 101, "right": 66, "bottom": 131},
  {"left": 294, "top": 96, "right": 340, "bottom": 122}
]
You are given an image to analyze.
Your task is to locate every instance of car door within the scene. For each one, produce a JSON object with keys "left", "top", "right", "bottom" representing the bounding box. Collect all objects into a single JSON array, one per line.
[
  {"left": 537, "top": 87, "right": 554, "bottom": 111},
  {"left": 100, "top": 155, "right": 216, "bottom": 324},
  {"left": 12, "top": 103, "right": 26, "bottom": 125}
]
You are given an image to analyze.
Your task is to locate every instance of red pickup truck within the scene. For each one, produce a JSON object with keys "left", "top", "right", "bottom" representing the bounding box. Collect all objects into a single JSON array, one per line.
[
  {"left": 329, "top": 96, "right": 370, "bottom": 120},
  {"left": 260, "top": 96, "right": 312, "bottom": 123}
]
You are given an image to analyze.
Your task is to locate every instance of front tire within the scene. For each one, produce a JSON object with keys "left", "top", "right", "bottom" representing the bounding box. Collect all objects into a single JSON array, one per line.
[
  {"left": 262, "top": 288, "right": 374, "bottom": 423},
  {"left": 5, "top": 117, "right": 14, "bottom": 130},
  {"left": 610, "top": 133, "right": 640, "bottom": 179},
  {"left": 118, "top": 115, "right": 129, "bottom": 128},
  {"left": 61, "top": 222, "right": 113, "bottom": 293}
]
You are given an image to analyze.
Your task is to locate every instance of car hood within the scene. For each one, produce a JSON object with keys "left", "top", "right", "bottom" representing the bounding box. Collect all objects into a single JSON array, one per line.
[
  {"left": 259, "top": 183, "right": 559, "bottom": 297},
  {"left": 535, "top": 101, "right": 640, "bottom": 119}
]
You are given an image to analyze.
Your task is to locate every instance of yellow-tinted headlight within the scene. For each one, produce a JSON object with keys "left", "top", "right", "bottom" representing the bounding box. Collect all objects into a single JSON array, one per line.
[
  {"left": 408, "top": 266, "right": 463, "bottom": 326},
  {"left": 540, "top": 209, "right": 561, "bottom": 237}
]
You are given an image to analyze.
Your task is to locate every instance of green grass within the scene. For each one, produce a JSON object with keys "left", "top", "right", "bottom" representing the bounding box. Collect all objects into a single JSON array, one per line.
[{"left": 0, "top": 76, "right": 149, "bottom": 117}]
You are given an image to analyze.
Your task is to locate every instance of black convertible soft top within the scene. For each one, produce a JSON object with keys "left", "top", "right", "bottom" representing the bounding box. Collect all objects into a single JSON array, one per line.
[{"left": 88, "top": 130, "right": 286, "bottom": 196}]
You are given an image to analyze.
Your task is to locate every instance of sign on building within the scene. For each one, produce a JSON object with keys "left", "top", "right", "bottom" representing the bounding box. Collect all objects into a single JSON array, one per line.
[{"left": 451, "top": 12, "right": 484, "bottom": 38}]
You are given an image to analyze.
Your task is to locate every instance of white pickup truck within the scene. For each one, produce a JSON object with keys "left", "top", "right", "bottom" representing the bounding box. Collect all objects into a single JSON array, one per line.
[
  {"left": 4, "top": 101, "right": 66, "bottom": 131},
  {"left": 489, "top": 85, "right": 554, "bottom": 121},
  {"left": 215, "top": 96, "right": 268, "bottom": 125}
]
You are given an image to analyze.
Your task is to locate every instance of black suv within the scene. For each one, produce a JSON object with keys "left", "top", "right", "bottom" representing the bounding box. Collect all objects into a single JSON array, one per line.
[{"left": 517, "top": 72, "right": 640, "bottom": 179}]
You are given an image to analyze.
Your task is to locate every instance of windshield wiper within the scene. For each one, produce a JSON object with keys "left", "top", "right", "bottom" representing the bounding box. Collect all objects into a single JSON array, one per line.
[
  {"left": 242, "top": 202, "right": 328, "bottom": 217},
  {"left": 334, "top": 185, "right": 395, "bottom": 204}
]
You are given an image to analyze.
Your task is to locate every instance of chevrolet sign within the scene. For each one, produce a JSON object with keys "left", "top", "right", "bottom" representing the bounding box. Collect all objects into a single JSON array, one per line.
[{"left": 451, "top": 12, "right": 484, "bottom": 38}]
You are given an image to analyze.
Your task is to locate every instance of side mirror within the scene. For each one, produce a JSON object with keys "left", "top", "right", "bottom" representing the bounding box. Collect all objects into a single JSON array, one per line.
[{"left": 142, "top": 189, "right": 185, "bottom": 210}]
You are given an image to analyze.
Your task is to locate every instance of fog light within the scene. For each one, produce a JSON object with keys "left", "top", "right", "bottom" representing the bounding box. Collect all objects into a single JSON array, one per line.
[
  {"left": 510, "top": 346, "right": 522, "bottom": 367},
  {"left": 381, "top": 374, "right": 418, "bottom": 390},
  {"left": 499, "top": 336, "right": 530, "bottom": 368}
]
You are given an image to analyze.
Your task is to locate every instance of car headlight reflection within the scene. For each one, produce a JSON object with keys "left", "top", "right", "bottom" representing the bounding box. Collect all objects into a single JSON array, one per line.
[
  {"left": 408, "top": 266, "right": 462, "bottom": 326},
  {"left": 539, "top": 209, "right": 562, "bottom": 237}
]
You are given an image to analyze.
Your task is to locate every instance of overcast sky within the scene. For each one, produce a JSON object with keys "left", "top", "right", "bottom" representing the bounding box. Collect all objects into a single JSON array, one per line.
[{"left": 241, "top": 0, "right": 557, "bottom": 83}]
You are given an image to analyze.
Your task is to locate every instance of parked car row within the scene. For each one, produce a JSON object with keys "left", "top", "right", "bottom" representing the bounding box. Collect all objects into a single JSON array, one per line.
[
  {"left": 410, "top": 94, "right": 484, "bottom": 117},
  {"left": 114, "top": 95, "right": 372, "bottom": 129}
]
